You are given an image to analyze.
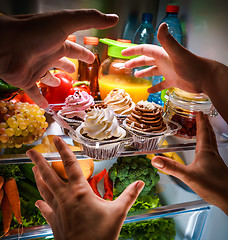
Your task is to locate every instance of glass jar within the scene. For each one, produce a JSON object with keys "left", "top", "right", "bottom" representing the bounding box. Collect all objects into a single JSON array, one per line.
[
  {"left": 98, "top": 38, "right": 151, "bottom": 103},
  {"left": 163, "top": 88, "right": 217, "bottom": 139}
]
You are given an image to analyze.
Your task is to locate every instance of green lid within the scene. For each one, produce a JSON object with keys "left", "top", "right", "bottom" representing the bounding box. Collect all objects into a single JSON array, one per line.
[{"left": 99, "top": 38, "right": 138, "bottom": 59}]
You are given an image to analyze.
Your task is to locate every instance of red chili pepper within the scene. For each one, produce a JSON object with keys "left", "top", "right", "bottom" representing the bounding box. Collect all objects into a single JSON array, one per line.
[
  {"left": 103, "top": 172, "right": 113, "bottom": 201},
  {"left": 88, "top": 169, "right": 107, "bottom": 198}
]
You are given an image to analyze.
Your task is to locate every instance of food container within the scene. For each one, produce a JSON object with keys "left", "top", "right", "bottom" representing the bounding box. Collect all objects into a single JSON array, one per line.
[
  {"left": 98, "top": 38, "right": 151, "bottom": 103},
  {"left": 163, "top": 89, "right": 217, "bottom": 139},
  {"left": 122, "top": 118, "right": 180, "bottom": 151},
  {"left": 69, "top": 126, "right": 132, "bottom": 160}
]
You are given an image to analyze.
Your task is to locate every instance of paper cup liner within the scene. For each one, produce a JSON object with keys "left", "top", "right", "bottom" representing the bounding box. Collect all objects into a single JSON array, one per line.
[
  {"left": 69, "top": 126, "right": 132, "bottom": 160},
  {"left": 122, "top": 118, "right": 181, "bottom": 151}
]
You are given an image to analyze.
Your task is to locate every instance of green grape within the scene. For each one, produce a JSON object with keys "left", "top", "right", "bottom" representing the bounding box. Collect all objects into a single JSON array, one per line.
[
  {"left": 27, "top": 124, "right": 34, "bottom": 132},
  {"left": 0, "top": 107, "right": 8, "bottom": 114},
  {"left": 5, "top": 128, "right": 15, "bottom": 137},
  {"left": 22, "top": 129, "right": 29, "bottom": 137},
  {"left": 19, "top": 122, "right": 27, "bottom": 130},
  {"left": 0, "top": 100, "right": 6, "bottom": 108},
  {"left": 14, "top": 127, "right": 22, "bottom": 136},
  {"left": 0, "top": 134, "right": 9, "bottom": 143},
  {"left": 0, "top": 122, "right": 7, "bottom": 129},
  {"left": 6, "top": 117, "right": 17, "bottom": 126}
]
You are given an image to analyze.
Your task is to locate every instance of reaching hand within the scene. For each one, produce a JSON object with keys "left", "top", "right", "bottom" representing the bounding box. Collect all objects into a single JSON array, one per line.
[
  {"left": 26, "top": 137, "right": 144, "bottom": 240},
  {"left": 0, "top": 10, "right": 119, "bottom": 108},
  {"left": 151, "top": 112, "right": 228, "bottom": 215}
]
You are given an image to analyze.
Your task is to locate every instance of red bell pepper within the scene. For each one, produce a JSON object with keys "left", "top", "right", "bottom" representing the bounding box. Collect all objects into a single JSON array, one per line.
[
  {"left": 103, "top": 172, "right": 113, "bottom": 201},
  {"left": 69, "top": 81, "right": 91, "bottom": 95},
  {"left": 88, "top": 169, "right": 107, "bottom": 198}
]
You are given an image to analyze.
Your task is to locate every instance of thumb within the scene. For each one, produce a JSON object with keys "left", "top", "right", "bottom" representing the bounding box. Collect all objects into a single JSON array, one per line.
[
  {"left": 151, "top": 156, "right": 188, "bottom": 181},
  {"left": 157, "top": 23, "right": 186, "bottom": 60},
  {"left": 114, "top": 181, "right": 145, "bottom": 213}
]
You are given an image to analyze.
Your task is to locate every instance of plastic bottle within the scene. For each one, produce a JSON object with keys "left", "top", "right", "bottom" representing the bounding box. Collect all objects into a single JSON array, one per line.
[
  {"left": 121, "top": 12, "right": 138, "bottom": 43},
  {"left": 78, "top": 36, "right": 100, "bottom": 99},
  {"left": 133, "top": 13, "right": 155, "bottom": 44},
  {"left": 148, "top": 5, "right": 183, "bottom": 106}
]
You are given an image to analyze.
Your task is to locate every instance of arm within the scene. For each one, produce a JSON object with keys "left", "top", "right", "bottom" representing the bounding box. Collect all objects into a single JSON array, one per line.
[
  {"left": 151, "top": 112, "right": 228, "bottom": 215},
  {"left": 122, "top": 23, "right": 228, "bottom": 123},
  {"left": 26, "top": 137, "right": 144, "bottom": 240},
  {"left": 0, "top": 10, "right": 119, "bottom": 108}
]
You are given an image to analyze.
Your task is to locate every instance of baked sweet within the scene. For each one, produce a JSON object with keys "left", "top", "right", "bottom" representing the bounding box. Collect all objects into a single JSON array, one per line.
[
  {"left": 104, "top": 88, "right": 135, "bottom": 116},
  {"left": 126, "top": 100, "right": 167, "bottom": 133},
  {"left": 80, "top": 103, "right": 126, "bottom": 140},
  {"left": 59, "top": 91, "right": 94, "bottom": 121}
]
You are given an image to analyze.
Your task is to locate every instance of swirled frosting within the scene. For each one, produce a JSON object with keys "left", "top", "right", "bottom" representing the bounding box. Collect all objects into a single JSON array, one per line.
[
  {"left": 104, "top": 88, "right": 135, "bottom": 115},
  {"left": 81, "top": 103, "right": 126, "bottom": 140},
  {"left": 60, "top": 91, "right": 94, "bottom": 120},
  {"left": 126, "top": 100, "right": 167, "bottom": 133}
]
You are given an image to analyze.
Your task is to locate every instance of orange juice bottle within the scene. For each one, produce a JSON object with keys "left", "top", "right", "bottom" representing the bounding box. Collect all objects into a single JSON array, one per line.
[
  {"left": 98, "top": 38, "right": 151, "bottom": 103},
  {"left": 78, "top": 37, "right": 100, "bottom": 99}
]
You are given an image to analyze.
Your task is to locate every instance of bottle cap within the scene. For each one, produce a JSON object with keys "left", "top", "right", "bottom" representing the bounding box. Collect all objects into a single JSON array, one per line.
[
  {"left": 117, "top": 39, "right": 132, "bottom": 43},
  {"left": 67, "top": 35, "right": 76, "bottom": 42},
  {"left": 166, "top": 5, "right": 179, "bottom": 13},
  {"left": 84, "top": 36, "right": 99, "bottom": 45},
  {"left": 99, "top": 38, "right": 138, "bottom": 59},
  {"left": 142, "top": 13, "right": 153, "bottom": 22}
]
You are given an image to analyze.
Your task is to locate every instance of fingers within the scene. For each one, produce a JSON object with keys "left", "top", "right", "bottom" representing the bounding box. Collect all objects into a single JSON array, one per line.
[
  {"left": 32, "top": 166, "right": 56, "bottom": 210},
  {"left": 157, "top": 23, "right": 188, "bottom": 62},
  {"left": 53, "top": 137, "right": 88, "bottom": 184},
  {"left": 134, "top": 66, "right": 159, "bottom": 78},
  {"left": 35, "top": 200, "right": 53, "bottom": 225},
  {"left": 26, "top": 149, "right": 65, "bottom": 193},
  {"left": 125, "top": 55, "right": 155, "bottom": 69},
  {"left": 147, "top": 81, "right": 171, "bottom": 93},
  {"left": 114, "top": 180, "right": 144, "bottom": 214},
  {"left": 24, "top": 85, "right": 48, "bottom": 109},
  {"left": 53, "top": 57, "right": 76, "bottom": 73},
  {"left": 59, "top": 40, "right": 95, "bottom": 64},
  {"left": 195, "top": 112, "right": 219, "bottom": 153},
  {"left": 152, "top": 156, "right": 188, "bottom": 181},
  {"left": 39, "top": 71, "right": 60, "bottom": 87}
]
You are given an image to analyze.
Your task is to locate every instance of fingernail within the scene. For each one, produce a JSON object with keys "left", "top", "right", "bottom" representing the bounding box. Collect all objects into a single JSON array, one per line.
[
  {"left": 26, "top": 149, "right": 33, "bottom": 158},
  {"left": 106, "top": 14, "right": 119, "bottom": 18},
  {"left": 135, "top": 181, "right": 145, "bottom": 192},
  {"left": 32, "top": 166, "right": 37, "bottom": 173},
  {"left": 152, "top": 158, "right": 165, "bottom": 168}
]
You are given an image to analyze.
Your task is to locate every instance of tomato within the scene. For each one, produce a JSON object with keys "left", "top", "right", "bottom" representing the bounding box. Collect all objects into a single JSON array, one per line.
[
  {"left": 43, "top": 72, "right": 73, "bottom": 104},
  {"left": 69, "top": 81, "right": 91, "bottom": 95}
]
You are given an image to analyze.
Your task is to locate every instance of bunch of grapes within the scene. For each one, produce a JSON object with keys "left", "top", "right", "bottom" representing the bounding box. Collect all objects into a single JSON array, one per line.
[{"left": 0, "top": 100, "right": 48, "bottom": 148}]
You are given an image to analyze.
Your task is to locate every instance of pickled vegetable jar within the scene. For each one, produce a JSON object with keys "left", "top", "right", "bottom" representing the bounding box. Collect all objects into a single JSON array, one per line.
[
  {"left": 98, "top": 38, "right": 151, "bottom": 103},
  {"left": 163, "top": 88, "right": 217, "bottom": 139}
]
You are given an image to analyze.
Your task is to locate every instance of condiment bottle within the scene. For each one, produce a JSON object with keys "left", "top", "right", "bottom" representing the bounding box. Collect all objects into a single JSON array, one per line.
[
  {"left": 163, "top": 88, "right": 217, "bottom": 139},
  {"left": 78, "top": 36, "right": 100, "bottom": 99}
]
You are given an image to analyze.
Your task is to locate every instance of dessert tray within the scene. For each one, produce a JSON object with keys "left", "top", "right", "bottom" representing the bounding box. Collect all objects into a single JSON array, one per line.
[{"left": 45, "top": 104, "right": 181, "bottom": 160}]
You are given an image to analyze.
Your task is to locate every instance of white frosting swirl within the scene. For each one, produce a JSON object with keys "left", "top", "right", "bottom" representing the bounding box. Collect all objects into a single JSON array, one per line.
[
  {"left": 104, "top": 88, "right": 135, "bottom": 115},
  {"left": 81, "top": 105, "right": 126, "bottom": 140},
  {"left": 60, "top": 91, "right": 94, "bottom": 120}
]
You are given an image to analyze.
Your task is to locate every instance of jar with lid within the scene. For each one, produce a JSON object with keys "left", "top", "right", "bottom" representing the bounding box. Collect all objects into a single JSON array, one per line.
[
  {"left": 163, "top": 88, "right": 217, "bottom": 139},
  {"left": 98, "top": 38, "right": 151, "bottom": 104}
]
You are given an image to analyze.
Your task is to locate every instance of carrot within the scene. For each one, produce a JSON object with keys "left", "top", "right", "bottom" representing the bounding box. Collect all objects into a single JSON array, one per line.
[
  {"left": 0, "top": 193, "right": 13, "bottom": 234},
  {"left": 0, "top": 176, "right": 4, "bottom": 189},
  {"left": 3, "top": 177, "right": 22, "bottom": 224},
  {"left": 0, "top": 188, "right": 4, "bottom": 205}
]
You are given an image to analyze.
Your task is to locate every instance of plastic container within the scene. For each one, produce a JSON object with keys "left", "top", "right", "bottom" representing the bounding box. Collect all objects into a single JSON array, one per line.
[
  {"left": 163, "top": 89, "right": 217, "bottom": 139},
  {"left": 78, "top": 36, "right": 100, "bottom": 99},
  {"left": 133, "top": 13, "right": 155, "bottom": 44},
  {"left": 98, "top": 38, "right": 151, "bottom": 104},
  {"left": 149, "top": 5, "right": 183, "bottom": 106}
]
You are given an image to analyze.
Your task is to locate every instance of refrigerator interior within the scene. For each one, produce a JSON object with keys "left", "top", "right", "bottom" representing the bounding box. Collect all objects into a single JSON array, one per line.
[{"left": 0, "top": 0, "right": 227, "bottom": 239}]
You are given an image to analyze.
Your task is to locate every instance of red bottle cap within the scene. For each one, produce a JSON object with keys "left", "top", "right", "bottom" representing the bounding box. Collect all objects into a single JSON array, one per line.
[
  {"left": 166, "top": 5, "right": 179, "bottom": 13},
  {"left": 84, "top": 36, "right": 99, "bottom": 45}
]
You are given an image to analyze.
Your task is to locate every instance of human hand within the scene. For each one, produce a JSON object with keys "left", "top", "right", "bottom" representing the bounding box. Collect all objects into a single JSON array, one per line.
[
  {"left": 0, "top": 10, "right": 118, "bottom": 108},
  {"left": 122, "top": 23, "right": 212, "bottom": 94},
  {"left": 151, "top": 112, "right": 228, "bottom": 215},
  {"left": 26, "top": 137, "right": 144, "bottom": 240}
]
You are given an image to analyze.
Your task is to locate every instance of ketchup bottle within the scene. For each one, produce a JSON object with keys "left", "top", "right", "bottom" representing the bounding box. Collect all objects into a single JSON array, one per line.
[{"left": 78, "top": 36, "right": 100, "bottom": 99}]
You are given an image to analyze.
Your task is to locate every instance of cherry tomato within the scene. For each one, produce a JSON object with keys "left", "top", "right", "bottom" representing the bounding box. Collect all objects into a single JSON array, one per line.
[{"left": 44, "top": 72, "right": 73, "bottom": 104}]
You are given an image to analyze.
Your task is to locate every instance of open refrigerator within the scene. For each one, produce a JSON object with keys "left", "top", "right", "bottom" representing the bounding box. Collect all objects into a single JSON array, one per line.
[{"left": 0, "top": 0, "right": 228, "bottom": 239}]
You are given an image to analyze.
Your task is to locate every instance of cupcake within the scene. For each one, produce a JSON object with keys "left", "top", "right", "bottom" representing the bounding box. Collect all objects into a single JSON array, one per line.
[
  {"left": 58, "top": 91, "right": 94, "bottom": 122},
  {"left": 75, "top": 103, "right": 127, "bottom": 160},
  {"left": 104, "top": 88, "right": 135, "bottom": 116},
  {"left": 124, "top": 100, "right": 168, "bottom": 151}
]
